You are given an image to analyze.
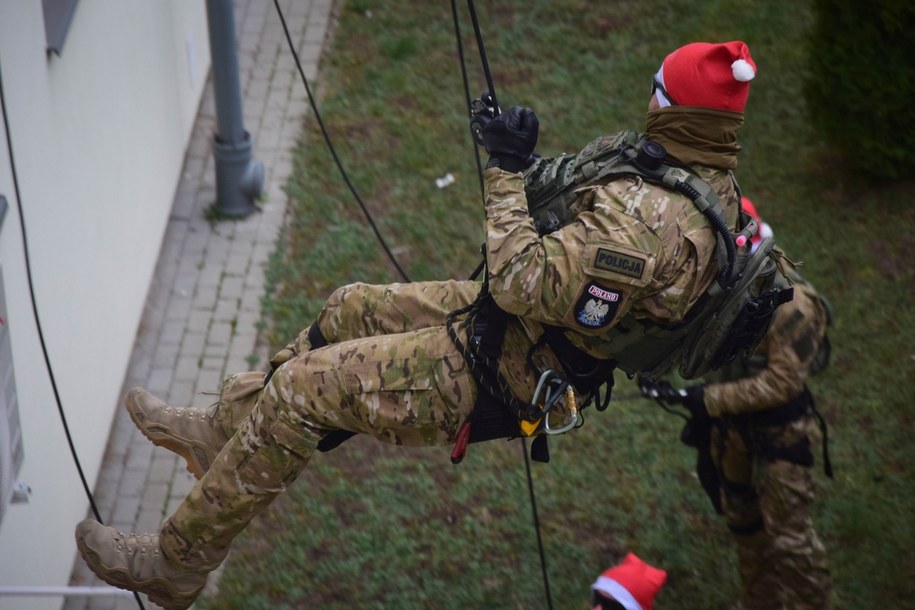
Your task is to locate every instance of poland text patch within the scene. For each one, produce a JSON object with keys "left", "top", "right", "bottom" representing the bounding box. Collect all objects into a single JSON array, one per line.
[{"left": 575, "top": 281, "right": 622, "bottom": 328}]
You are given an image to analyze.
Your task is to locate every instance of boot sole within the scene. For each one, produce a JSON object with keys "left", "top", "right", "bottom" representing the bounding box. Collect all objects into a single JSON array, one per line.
[
  {"left": 75, "top": 534, "right": 202, "bottom": 610},
  {"left": 125, "top": 392, "right": 211, "bottom": 480}
]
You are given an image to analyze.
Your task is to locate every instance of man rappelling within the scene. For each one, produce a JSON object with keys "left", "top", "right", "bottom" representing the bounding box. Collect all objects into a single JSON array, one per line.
[{"left": 75, "top": 40, "right": 784, "bottom": 610}]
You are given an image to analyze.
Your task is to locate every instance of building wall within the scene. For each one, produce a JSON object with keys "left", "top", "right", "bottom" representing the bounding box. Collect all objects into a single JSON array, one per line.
[{"left": 0, "top": 2, "right": 210, "bottom": 608}]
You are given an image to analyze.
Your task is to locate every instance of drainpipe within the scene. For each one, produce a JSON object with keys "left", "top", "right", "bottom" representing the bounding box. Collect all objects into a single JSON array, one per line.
[{"left": 205, "top": 0, "right": 264, "bottom": 217}]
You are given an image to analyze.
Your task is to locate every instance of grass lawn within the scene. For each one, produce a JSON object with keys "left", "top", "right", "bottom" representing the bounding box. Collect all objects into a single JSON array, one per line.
[{"left": 198, "top": 1, "right": 915, "bottom": 608}]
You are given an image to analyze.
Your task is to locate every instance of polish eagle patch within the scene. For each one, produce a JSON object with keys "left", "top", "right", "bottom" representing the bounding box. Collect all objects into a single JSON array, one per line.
[{"left": 574, "top": 281, "right": 622, "bottom": 328}]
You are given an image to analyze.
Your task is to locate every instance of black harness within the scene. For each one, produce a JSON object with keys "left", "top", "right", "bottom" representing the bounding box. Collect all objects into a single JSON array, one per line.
[{"left": 446, "top": 274, "right": 616, "bottom": 463}]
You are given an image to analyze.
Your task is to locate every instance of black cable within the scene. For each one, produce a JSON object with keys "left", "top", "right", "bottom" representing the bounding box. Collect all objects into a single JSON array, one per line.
[
  {"left": 0, "top": 55, "right": 146, "bottom": 610},
  {"left": 460, "top": 2, "right": 554, "bottom": 607},
  {"left": 449, "top": 0, "right": 486, "bottom": 203},
  {"left": 520, "top": 438, "right": 554, "bottom": 610},
  {"left": 465, "top": 0, "right": 499, "bottom": 114},
  {"left": 275, "top": 1, "right": 553, "bottom": 606},
  {"left": 272, "top": 0, "right": 410, "bottom": 283}
]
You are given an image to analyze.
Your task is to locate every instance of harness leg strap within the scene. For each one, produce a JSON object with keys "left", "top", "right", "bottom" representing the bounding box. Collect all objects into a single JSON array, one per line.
[{"left": 530, "top": 435, "right": 550, "bottom": 463}]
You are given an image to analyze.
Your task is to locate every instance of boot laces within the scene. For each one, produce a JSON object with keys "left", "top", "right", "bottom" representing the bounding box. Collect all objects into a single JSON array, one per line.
[
  {"left": 115, "top": 531, "right": 161, "bottom": 558},
  {"left": 164, "top": 406, "right": 211, "bottom": 424},
  {"left": 205, "top": 401, "right": 222, "bottom": 426}
]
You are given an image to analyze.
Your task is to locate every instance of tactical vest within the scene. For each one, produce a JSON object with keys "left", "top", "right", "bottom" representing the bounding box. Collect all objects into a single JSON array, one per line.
[{"left": 521, "top": 131, "right": 792, "bottom": 381}]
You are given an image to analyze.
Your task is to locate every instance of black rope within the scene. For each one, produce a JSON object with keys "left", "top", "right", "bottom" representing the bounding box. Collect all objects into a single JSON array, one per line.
[
  {"left": 274, "top": 1, "right": 554, "bottom": 606},
  {"left": 449, "top": 0, "right": 486, "bottom": 203},
  {"left": 520, "top": 437, "right": 553, "bottom": 608},
  {"left": 465, "top": 0, "right": 500, "bottom": 114},
  {"left": 458, "top": 2, "right": 554, "bottom": 607},
  {"left": 272, "top": 0, "right": 410, "bottom": 283},
  {"left": 0, "top": 52, "right": 146, "bottom": 610}
]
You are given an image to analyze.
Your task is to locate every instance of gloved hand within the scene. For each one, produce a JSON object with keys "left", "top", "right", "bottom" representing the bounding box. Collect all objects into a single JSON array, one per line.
[
  {"left": 682, "top": 385, "right": 710, "bottom": 427},
  {"left": 481, "top": 105, "right": 539, "bottom": 173},
  {"left": 469, "top": 91, "right": 499, "bottom": 146},
  {"left": 638, "top": 377, "right": 685, "bottom": 406}
]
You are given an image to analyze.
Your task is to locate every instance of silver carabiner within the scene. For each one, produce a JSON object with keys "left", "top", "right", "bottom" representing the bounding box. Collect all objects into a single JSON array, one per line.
[
  {"left": 543, "top": 384, "right": 578, "bottom": 435},
  {"left": 530, "top": 369, "right": 578, "bottom": 435}
]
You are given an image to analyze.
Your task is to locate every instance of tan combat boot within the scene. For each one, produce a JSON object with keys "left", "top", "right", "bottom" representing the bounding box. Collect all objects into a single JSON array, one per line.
[
  {"left": 75, "top": 520, "right": 210, "bottom": 610},
  {"left": 126, "top": 388, "right": 229, "bottom": 479},
  {"left": 126, "top": 373, "right": 265, "bottom": 479},
  {"left": 88, "top": 382, "right": 316, "bottom": 610}
]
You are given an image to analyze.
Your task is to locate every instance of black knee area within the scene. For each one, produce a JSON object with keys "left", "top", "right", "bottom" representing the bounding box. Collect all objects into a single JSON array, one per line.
[
  {"left": 317, "top": 430, "right": 357, "bottom": 452},
  {"left": 307, "top": 322, "right": 328, "bottom": 348}
]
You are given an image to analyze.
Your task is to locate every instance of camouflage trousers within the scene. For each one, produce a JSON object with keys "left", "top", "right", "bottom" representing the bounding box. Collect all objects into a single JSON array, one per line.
[
  {"left": 713, "top": 413, "right": 832, "bottom": 610},
  {"left": 210, "top": 279, "right": 483, "bottom": 437},
  {"left": 271, "top": 279, "right": 482, "bottom": 367},
  {"left": 161, "top": 280, "right": 485, "bottom": 568}
]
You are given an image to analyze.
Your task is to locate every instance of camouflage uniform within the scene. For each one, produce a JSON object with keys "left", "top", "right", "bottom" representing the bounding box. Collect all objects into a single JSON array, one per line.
[
  {"left": 269, "top": 279, "right": 481, "bottom": 367},
  {"left": 484, "top": 161, "right": 739, "bottom": 384},
  {"left": 209, "top": 279, "right": 482, "bottom": 444},
  {"left": 91, "top": 106, "right": 747, "bottom": 593},
  {"left": 159, "top": 149, "right": 739, "bottom": 570},
  {"left": 704, "top": 276, "right": 832, "bottom": 610}
]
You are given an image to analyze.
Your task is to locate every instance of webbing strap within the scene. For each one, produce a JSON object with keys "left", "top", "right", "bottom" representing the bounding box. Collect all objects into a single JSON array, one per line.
[
  {"left": 539, "top": 325, "right": 615, "bottom": 401},
  {"left": 446, "top": 290, "right": 531, "bottom": 420},
  {"left": 599, "top": 139, "right": 739, "bottom": 284}
]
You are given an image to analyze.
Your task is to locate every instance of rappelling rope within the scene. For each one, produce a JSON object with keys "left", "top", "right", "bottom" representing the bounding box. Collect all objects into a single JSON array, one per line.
[
  {"left": 274, "top": 1, "right": 554, "bottom": 606},
  {"left": 453, "top": 2, "right": 553, "bottom": 606}
]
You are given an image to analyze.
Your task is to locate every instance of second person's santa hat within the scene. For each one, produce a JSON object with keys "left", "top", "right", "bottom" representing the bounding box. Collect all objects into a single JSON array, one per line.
[
  {"left": 741, "top": 196, "right": 774, "bottom": 252},
  {"left": 591, "top": 553, "right": 668, "bottom": 610}
]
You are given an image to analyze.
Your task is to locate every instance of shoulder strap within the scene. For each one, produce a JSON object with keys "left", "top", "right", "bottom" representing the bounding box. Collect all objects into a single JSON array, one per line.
[{"left": 553, "top": 134, "right": 742, "bottom": 284}]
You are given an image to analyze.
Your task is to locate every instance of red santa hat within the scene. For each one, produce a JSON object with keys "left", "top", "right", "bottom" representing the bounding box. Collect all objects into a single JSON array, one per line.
[
  {"left": 653, "top": 41, "right": 756, "bottom": 112},
  {"left": 741, "top": 196, "right": 773, "bottom": 252},
  {"left": 591, "top": 553, "right": 668, "bottom": 610}
]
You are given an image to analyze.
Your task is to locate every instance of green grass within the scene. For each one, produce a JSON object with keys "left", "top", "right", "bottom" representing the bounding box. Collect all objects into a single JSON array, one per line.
[{"left": 199, "top": 1, "right": 915, "bottom": 608}]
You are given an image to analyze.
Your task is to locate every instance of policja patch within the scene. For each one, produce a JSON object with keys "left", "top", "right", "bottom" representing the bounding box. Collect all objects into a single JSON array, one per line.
[
  {"left": 574, "top": 281, "right": 622, "bottom": 329},
  {"left": 594, "top": 247, "right": 646, "bottom": 279}
]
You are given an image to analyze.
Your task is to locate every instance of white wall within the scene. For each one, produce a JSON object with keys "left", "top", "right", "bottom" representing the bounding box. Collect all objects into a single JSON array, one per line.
[{"left": 0, "top": 2, "right": 209, "bottom": 608}]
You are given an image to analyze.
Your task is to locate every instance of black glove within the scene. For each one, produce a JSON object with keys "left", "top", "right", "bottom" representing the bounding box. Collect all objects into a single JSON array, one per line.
[
  {"left": 638, "top": 377, "right": 686, "bottom": 406},
  {"left": 480, "top": 105, "right": 539, "bottom": 173},
  {"left": 682, "top": 385, "right": 710, "bottom": 427}
]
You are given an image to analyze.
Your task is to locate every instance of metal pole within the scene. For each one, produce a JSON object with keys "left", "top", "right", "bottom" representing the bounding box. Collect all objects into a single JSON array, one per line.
[
  {"left": 0, "top": 586, "right": 133, "bottom": 597},
  {"left": 205, "top": 0, "right": 264, "bottom": 217}
]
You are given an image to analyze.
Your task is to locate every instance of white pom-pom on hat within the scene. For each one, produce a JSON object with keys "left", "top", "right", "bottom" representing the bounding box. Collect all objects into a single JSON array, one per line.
[{"left": 731, "top": 59, "right": 756, "bottom": 82}]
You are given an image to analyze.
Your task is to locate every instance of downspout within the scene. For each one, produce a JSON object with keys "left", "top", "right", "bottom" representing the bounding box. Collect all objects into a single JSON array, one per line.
[{"left": 205, "top": 0, "right": 264, "bottom": 217}]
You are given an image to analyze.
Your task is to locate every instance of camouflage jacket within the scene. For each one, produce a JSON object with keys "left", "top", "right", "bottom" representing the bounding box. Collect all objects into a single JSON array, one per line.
[
  {"left": 703, "top": 274, "right": 829, "bottom": 417},
  {"left": 481, "top": 151, "right": 740, "bottom": 396}
]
